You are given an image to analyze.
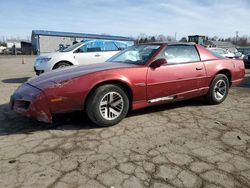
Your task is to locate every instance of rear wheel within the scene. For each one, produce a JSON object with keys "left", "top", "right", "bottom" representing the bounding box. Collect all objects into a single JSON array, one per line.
[
  {"left": 206, "top": 74, "right": 229, "bottom": 104},
  {"left": 53, "top": 62, "right": 71, "bottom": 69},
  {"left": 86, "top": 84, "right": 129, "bottom": 127}
]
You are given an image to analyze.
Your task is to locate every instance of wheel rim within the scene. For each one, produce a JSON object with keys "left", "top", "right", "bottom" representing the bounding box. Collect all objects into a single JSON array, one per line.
[
  {"left": 99, "top": 91, "right": 124, "bottom": 120},
  {"left": 214, "top": 80, "right": 227, "bottom": 101}
]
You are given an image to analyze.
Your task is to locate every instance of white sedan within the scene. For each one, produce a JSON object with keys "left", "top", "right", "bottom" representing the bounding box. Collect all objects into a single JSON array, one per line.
[
  {"left": 34, "top": 40, "right": 132, "bottom": 75},
  {"left": 208, "top": 48, "right": 235, "bottom": 58}
]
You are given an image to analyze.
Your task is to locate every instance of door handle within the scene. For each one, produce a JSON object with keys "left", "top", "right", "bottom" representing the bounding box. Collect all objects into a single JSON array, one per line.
[
  {"left": 196, "top": 67, "right": 203, "bottom": 70},
  {"left": 95, "top": 53, "right": 101, "bottom": 57}
]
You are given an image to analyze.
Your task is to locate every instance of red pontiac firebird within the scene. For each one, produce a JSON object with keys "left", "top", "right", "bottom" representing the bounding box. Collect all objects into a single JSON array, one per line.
[{"left": 10, "top": 43, "right": 245, "bottom": 126}]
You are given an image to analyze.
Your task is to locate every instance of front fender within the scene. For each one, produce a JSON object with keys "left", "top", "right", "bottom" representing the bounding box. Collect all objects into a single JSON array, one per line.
[
  {"left": 49, "top": 54, "right": 77, "bottom": 70},
  {"left": 91, "top": 74, "right": 133, "bottom": 89},
  {"left": 79, "top": 68, "right": 147, "bottom": 106}
]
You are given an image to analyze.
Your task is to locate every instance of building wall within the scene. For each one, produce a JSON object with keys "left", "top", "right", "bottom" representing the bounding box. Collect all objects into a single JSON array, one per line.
[
  {"left": 39, "top": 36, "right": 83, "bottom": 54},
  {"left": 21, "top": 42, "right": 32, "bottom": 55},
  {"left": 6, "top": 42, "right": 21, "bottom": 48}
]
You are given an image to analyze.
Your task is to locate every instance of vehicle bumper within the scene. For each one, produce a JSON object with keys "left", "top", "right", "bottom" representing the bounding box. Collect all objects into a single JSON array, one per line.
[
  {"left": 34, "top": 66, "right": 44, "bottom": 75},
  {"left": 243, "top": 59, "right": 250, "bottom": 66},
  {"left": 10, "top": 83, "right": 52, "bottom": 123},
  {"left": 34, "top": 59, "right": 53, "bottom": 75}
]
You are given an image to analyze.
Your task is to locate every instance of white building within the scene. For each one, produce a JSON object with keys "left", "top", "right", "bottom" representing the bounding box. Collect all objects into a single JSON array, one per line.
[
  {"left": 31, "top": 30, "right": 134, "bottom": 55},
  {"left": 0, "top": 46, "right": 6, "bottom": 53},
  {"left": 6, "top": 40, "right": 21, "bottom": 48}
]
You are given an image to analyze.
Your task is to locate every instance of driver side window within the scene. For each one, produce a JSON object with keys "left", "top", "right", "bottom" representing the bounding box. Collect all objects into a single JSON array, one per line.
[{"left": 160, "top": 45, "right": 200, "bottom": 64}]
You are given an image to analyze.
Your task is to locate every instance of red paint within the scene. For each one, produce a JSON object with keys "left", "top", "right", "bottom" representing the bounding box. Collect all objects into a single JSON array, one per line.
[{"left": 10, "top": 43, "right": 245, "bottom": 123}]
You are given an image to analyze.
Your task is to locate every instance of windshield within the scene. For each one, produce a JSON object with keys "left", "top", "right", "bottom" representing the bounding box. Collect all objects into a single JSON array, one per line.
[
  {"left": 62, "top": 42, "right": 83, "bottom": 52},
  {"left": 107, "top": 44, "right": 161, "bottom": 65}
]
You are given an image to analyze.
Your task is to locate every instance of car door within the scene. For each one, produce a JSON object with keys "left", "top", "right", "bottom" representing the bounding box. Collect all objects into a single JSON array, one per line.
[
  {"left": 146, "top": 45, "right": 206, "bottom": 102},
  {"left": 73, "top": 41, "right": 105, "bottom": 64}
]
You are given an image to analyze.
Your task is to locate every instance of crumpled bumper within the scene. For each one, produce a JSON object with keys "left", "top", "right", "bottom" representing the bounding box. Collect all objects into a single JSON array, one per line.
[{"left": 10, "top": 83, "right": 52, "bottom": 123}]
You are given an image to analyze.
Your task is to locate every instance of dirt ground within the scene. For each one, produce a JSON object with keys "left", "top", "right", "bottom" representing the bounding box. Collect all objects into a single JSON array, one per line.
[{"left": 0, "top": 56, "right": 250, "bottom": 188}]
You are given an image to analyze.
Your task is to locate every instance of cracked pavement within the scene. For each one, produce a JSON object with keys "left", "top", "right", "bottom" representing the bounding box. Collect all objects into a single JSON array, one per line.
[{"left": 0, "top": 56, "right": 250, "bottom": 188}]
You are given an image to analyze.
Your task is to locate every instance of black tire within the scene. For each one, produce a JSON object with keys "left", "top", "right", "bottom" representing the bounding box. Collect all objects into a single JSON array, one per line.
[
  {"left": 86, "top": 84, "right": 129, "bottom": 127},
  {"left": 205, "top": 74, "right": 229, "bottom": 105},
  {"left": 53, "top": 62, "right": 71, "bottom": 69}
]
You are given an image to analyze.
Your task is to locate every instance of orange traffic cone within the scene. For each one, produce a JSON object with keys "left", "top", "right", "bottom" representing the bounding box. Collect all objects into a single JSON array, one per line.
[{"left": 22, "top": 58, "right": 25, "bottom": 64}]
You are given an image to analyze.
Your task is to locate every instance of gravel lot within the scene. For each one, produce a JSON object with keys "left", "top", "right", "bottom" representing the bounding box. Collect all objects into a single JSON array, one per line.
[{"left": 0, "top": 56, "right": 250, "bottom": 188}]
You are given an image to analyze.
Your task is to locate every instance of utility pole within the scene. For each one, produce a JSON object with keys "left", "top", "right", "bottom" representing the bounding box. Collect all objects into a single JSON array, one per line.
[{"left": 235, "top": 31, "right": 239, "bottom": 47}]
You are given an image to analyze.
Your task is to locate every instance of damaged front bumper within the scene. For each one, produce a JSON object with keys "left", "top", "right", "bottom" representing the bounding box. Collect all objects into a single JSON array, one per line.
[{"left": 10, "top": 83, "right": 52, "bottom": 123}]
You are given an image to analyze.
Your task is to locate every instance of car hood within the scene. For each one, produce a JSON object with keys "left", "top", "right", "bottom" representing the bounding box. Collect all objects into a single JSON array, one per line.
[
  {"left": 37, "top": 51, "right": 68, "bottom": 58},
  {"left": 28, "top": 62, "right": 139, "bottom": 88}
]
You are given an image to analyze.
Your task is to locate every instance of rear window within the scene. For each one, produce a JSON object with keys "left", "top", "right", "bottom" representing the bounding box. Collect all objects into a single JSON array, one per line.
[{"left": 208, "top": 49, "right": 225, "bottom": 59}]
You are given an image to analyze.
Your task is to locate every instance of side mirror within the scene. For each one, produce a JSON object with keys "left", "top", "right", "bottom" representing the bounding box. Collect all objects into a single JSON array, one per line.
[{"left": 150, "top": 58, "right": 167, "bottom": 68}]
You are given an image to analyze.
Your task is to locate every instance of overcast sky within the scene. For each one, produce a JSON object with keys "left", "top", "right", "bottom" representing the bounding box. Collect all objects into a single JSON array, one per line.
[{"left": 0, "top": 0, "right": 249, "bottom": 40}]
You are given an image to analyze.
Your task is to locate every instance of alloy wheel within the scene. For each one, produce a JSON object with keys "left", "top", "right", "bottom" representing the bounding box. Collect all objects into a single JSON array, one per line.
[
  {"left": 99, "top": 91, "right": 124, "bottom": 120},
  {"left": 214, "top": 80, "right": 227, "bottom": 101}
]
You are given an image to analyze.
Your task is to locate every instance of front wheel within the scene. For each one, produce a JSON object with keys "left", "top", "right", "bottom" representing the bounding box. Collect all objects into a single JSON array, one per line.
[
  {"left": 86, "top": 84, "right": 129, "bottom": 127},
  {"left": 206, "top": 74, "right": 229, "bottom": 104},
  {"left": 53, "top": 62, "right": 71, "bottom": 69}
]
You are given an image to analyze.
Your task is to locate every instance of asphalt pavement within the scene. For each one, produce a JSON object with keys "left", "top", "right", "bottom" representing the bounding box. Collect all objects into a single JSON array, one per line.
[{"left": 0, "top": 56, "right": 250, "bottom": 188}]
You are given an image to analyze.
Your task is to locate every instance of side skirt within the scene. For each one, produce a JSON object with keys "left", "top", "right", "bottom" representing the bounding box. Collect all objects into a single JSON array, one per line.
[{"left": 148, "top": 96, "right": 177, "bottom": 103}]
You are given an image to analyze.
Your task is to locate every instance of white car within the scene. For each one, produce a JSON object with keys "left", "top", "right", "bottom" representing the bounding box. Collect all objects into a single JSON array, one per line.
[
  {"left": 34, "top": 40, "right": 132, "bottom": 75},
  {"left": 208, "top": 48, "right": 235, "bottom": 58}
]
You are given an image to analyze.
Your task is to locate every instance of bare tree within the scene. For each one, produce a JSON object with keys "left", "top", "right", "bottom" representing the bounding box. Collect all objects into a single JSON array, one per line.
[{"left": 156, "top": 34, "right": 167, "bottom": 42}]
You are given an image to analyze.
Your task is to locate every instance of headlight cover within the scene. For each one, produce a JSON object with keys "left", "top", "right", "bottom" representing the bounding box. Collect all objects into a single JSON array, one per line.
[{"left": 36, "top": 57, "right": 52, "bottom": 63}]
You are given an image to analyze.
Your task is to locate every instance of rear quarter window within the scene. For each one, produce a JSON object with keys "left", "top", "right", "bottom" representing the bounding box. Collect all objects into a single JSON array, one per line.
[
  {"left": 208, "top": 49, "right": 225, "bottom": 59},
  {"left": 103, "top": 41, "right": 118, "bottom": 51}
]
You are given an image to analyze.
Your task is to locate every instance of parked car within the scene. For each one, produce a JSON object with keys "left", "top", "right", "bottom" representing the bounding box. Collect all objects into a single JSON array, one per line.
[
  {"left": 0, "top": 46, "right": 6, "bottom": 54},
  {"left": 243, "top": 53, "right": 250, "bottom": 66},
  {"left": 11, "top": 43, "right": 245, "bottom": 127},
  {"left": 3, "top": 48, "right": 22, "bottom": 55},
  {"left": 208, "top": 48, "right": 235, "bottom": 58},
  {"left": 226, "top": 48, "right": 243, "bottom": 59},
  {"left": 3, "top": 48, "right": 13, "bottom": 55},
  {"left": 237, "top": 47, "right": 250, "bottom": 57},
  {"left": 34, "top": 39, "right": 133, "bottom": 75}
]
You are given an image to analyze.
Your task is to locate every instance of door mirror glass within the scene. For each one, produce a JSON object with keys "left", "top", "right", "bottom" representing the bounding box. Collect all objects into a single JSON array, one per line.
[{"left": 150, "top": 58, "right": 167, "bottom": 68}]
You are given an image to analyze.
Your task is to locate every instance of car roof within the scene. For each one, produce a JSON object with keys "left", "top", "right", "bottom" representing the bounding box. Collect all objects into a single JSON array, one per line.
[
  {"left": 138, "top": 42, "right": 196, "bottom": 46},
  {"left": 82, "top": 39, "right": 130, "bottom": 43}
]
